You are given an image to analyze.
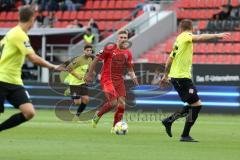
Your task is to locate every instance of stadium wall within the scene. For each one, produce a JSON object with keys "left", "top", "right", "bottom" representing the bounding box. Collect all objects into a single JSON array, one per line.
[
  {"left": 193, "top": 64, "right": 240, "bottom": 86},
  {"left": 5, "top": 63, "right": 238, "bottom": 114},
  {"left": 130, "top": 11, "right": 177, "bottom": 58}
]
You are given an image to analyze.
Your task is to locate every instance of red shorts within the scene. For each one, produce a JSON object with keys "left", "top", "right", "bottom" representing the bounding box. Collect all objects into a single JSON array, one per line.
[{"left": 100, "top": 80, "right": 126, "bottom": 101}]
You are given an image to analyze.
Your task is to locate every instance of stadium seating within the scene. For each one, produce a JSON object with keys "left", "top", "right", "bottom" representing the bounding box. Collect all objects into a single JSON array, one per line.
[
  {"left": 0, "top": 0, "right": 143, "bottom": 31},
  {"left": 176, "top": 0, "right": 239, "bottom": 9},
  {"left": 142, "top": 0, "right": 240, "bottom": 64},
  {"left": 85, "top": 0, "right": 139, "bottom": 9},
  {"left": 176, "top": 9, "right": 217, "bottom": 19}
]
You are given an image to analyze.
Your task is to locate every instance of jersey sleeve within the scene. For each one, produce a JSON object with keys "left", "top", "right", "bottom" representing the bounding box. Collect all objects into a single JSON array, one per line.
[
  {"left": 15, "top": 35, "right": 35, "bottom": 56},
  {"left": 97, "top": 49, "right": 109, "bottom": 61},
  {"left": 127, "top": 51, "right": 133, "bottom": 68},
  {"left": 67, "top": 56, "right": 82, "bottom": 71},
  {"left": 185, "top": 33, "right": 193, "bottom": 42},
  {"left": 170, "top": 41, "right": 178, "bottom": 58},
  {"left": 88, "top": 57, "right": 94, "bottom": 67}
]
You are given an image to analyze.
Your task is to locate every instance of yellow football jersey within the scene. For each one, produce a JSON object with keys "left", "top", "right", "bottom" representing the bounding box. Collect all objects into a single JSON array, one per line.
[
  {"left": 0, "top": 26, "right": 35, "bottom": 85},
  {"left": 169, "top": 31, "right": 193, "bottom": 79}
]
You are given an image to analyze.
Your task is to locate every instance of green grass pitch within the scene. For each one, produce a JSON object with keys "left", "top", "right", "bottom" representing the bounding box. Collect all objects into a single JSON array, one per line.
[{"left": 0, "top": 109, "right": 240, "bottom": 160}]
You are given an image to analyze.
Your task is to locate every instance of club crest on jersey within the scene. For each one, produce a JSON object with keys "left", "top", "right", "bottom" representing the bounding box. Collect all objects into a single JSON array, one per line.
[{"left": 24, "top": 41, "right": 32, "bottom": 48}]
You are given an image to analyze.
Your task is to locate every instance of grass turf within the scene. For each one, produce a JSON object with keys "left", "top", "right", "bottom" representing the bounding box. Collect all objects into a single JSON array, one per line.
[{"left": 0, "top": 109, "right": 240, "bottom": 160}]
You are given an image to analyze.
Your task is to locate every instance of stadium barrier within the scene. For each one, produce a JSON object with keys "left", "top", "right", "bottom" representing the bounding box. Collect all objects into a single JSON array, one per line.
[{"left": 4, "top": 63, "right": 239, "bottom": 114}]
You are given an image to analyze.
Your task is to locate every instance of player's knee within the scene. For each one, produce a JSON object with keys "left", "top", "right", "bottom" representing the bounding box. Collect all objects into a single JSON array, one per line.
[
  {"left": 118, "top": 100, "right": 125, "bottom": 107},
  {"left": 82, "top": 96, "right": 89, "bottom": 104},
  {"left": 19, "top": 103, "right": 35, "bottom": 120},
  {"left": 23, "top": 109, "right": 35, "bottom": 120},
  {"left": 190, "top": 100, "right": 202, "bottom": 107},
  {"left": 110, "top": 99, "right": 118, "bottom": 107},
  {"left": 74, "top": 99, "right": 81, "bottom": 105}
]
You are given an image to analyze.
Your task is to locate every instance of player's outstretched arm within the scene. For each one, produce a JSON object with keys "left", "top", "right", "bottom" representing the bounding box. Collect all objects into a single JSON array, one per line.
[
  {"left": 27, "top": 53, "right": 65, "bottom": 71},
  {"left": 68, "top": 69, "right": 83, "bottom": 80},
  {"left": 84, "top": 57, "right": 99, "bottom": 83},
  {"left": 160, "top": 56, "right": 173, "bottom": 88},
  {"left": 66, "top": 62, "right": 83, "bottom": 80},
  {"left": 128, "top": 67, "right": 139, "bottom": 86},
  {"left": 192, "top": 32, "right": 230, "bottom": 42}
]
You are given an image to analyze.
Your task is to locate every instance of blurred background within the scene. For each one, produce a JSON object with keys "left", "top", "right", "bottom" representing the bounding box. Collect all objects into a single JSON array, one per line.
[{"left": 0, "top": 0, "right": 239, "bottom": 113}]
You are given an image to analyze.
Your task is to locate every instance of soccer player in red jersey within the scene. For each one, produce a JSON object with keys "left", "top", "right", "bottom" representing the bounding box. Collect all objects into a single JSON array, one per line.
[{"left": 85, "top": 30, "right": 138, "bottom": 131}]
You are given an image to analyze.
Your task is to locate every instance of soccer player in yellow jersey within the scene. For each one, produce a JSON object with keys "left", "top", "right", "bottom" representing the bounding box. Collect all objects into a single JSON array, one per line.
[
  {"left": 62, "top": 45, "right": 94, "bottom": 117},
  {"left": 160, "top": 19, "right": 230, "bottom": 142},
  {"left": 0, "top": 6, "right": 64, "bottom": 132}
]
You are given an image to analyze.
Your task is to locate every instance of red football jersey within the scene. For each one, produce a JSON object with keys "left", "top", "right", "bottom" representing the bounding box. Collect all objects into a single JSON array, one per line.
[{"left": 97, "top": 44, "right": 133, "bottom": 83}]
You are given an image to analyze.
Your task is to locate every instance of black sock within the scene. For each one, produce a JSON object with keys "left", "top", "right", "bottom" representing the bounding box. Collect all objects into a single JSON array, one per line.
[
  {"left": 165, "top": 105, "right": 191, "bottom": 123},
  {"left": 0, "top": 113, "right": 27, "bottom": 132},
  {"left": 181, "top": 106, "right": 202, "bottom": 137},
  {"left": 76, "top": 103, "right": 87, "bottom": 116}
]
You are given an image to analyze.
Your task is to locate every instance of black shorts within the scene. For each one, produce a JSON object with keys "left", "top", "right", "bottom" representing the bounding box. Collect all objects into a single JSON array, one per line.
[
  {"left": 170, "top": 78, "right": 200, "bottom": 104},
  {"left": 0, "top": 81, "right": 31, "bottom": 113},
  {"left": 70, "top": 84, "right": 88, "bottom": 99}
]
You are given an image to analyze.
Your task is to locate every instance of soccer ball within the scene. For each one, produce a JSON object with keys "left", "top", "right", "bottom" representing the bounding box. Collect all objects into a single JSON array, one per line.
[{"left": 114, "top": 121, "right": 128, "bottom": 135}]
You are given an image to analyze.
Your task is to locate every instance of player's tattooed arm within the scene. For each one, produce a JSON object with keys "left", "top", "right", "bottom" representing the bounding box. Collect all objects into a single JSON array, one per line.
[
  {"left": 128, "top": 67, "right": 139, "bottom": 86},
  {"left": 27, "top": 53, "right": 66, "bottom": 71},
  {"left": 84, "top": 57, "right": 99, "bottom": 83},
  {"left": 67, "top": 67, "right": 83, "bottom": 80},
  {"left": 65, "top": 60, "right": 83, "bottom": 80},
  {"left": 160, "top": 56, "right": 173, "bottom": 88}
]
